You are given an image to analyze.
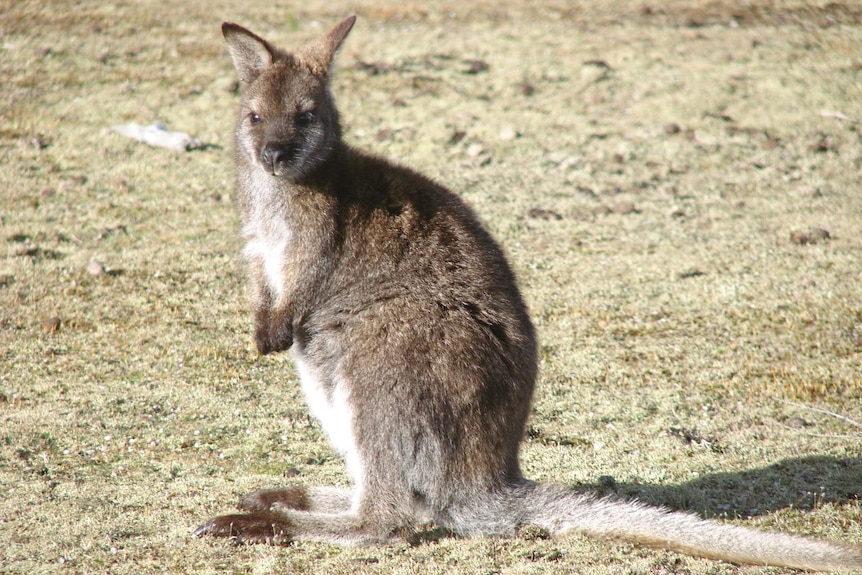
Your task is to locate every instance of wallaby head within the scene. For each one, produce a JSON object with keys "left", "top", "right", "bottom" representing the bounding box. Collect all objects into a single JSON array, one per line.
[{"left": 222, "top": 16, "right": 356, "bottom": 181}]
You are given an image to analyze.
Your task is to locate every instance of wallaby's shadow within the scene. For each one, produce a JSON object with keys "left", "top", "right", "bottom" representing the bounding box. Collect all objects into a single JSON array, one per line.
[{"left": 582, "top": 455, "right": 862, "bottom": 520}]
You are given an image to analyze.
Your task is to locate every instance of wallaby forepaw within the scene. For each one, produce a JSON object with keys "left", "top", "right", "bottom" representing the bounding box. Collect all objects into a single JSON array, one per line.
[
  {"left": 239, "top": 487, "right": 310, "bottom": 512},
  {"left": 193, "top": 512, "right": 293, "bottom": 545},
  {"left": 254, "top": 318, "right": 293, "bottom": 355}
]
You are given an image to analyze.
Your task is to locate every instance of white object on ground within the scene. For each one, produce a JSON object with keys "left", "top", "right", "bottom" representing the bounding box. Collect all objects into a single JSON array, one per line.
[{"left": 111, "top": 123, "right": 202, "bottom": 152}]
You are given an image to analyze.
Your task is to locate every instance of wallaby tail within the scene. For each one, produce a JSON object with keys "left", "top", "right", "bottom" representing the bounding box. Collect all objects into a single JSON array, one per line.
[{"left": 517, "top": 482, "right": 862, "bottom": 572}]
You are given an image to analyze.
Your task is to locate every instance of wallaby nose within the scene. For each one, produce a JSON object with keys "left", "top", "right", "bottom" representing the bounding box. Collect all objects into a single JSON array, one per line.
[{"left": 261, "top": 142, "right": 294, "bottom": 172}]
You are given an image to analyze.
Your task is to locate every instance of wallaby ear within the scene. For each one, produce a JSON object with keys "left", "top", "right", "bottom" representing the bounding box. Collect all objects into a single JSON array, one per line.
[
  {"left": 298, "top": 15, "right": 356, "bottom": 75},
  {"left": 222, "top": 22, "right": 276, "bottom": 83}
]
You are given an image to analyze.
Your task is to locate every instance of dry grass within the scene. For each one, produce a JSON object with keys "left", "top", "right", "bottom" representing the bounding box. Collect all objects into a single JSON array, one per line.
[{"left": 1, "top": 1, "right": 861, "bottom": 573}]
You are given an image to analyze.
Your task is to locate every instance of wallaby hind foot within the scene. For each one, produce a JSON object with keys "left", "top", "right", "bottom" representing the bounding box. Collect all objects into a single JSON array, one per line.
[{"left": 195, "top": 485, "right": 407, "bottom": 546}]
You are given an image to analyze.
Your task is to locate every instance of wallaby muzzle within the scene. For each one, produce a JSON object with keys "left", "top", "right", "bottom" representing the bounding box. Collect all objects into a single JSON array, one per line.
[{"left": 261, "top": 141, "right": 298, "bottom": 175}]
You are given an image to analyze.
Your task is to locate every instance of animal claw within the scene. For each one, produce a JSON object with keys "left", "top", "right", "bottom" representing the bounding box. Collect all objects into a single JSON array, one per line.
[{"left": 191, "top": 519, "right": 219, "bottom": 538}]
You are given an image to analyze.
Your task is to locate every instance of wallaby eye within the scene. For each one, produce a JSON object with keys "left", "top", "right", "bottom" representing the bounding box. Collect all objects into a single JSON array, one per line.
[
  {"left": 296, "top": 111, "right": 315, "bottom": 126},
  {"left": 248, "top": 112, "right": 261, "bottom": 125}
]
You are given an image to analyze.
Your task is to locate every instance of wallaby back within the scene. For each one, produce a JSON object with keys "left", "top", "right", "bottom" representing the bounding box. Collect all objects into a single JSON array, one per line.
[{"left": 194, "top": 16, "right": 862, "bottom": 572}]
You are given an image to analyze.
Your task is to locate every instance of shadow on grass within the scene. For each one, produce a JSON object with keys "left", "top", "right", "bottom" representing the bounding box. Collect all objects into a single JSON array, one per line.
[{"left": 583, "top": 455, "right": 862, "bottom": 519}]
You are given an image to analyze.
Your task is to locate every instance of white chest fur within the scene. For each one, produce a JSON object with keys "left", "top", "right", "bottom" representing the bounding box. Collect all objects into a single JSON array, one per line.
[
  {"left": 242, "top": 218, "right": 291, "bottom": 300},
  {"left": 293, "top": 355, "right": 364, "bottom": 492}
]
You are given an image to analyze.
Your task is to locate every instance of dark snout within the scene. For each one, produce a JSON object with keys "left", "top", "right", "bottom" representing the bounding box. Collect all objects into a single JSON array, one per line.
[{"left": 261, "top": 142, "right": 297, "bottom": 175}]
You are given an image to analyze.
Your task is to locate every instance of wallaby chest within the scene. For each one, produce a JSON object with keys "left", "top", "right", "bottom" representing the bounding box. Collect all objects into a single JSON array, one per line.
[
  {"left": 239, "top": 172, "right": 339, "bottom": 304},
  {"left": 242, "top": 220, "right": 292, "bottom": 301}
]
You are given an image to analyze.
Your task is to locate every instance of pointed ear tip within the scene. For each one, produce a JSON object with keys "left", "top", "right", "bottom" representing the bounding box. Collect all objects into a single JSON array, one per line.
[{"left": 340, "top": 14, "right": 357, "bottom": 30}]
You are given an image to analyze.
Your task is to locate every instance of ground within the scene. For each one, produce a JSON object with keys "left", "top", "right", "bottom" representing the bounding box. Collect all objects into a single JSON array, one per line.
[{"left": 1, "top": 1, "right": 861, "bottom": 573}]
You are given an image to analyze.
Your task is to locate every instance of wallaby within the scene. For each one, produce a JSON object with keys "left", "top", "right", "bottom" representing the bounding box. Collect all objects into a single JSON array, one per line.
[{"left": 194, "top": 15, "right": 862, "bottom": 571}]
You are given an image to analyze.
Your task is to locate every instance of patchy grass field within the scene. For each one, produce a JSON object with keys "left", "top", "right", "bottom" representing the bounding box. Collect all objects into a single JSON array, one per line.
[{"left": 2, "top": 1, "right": 861, "bottom": 573}]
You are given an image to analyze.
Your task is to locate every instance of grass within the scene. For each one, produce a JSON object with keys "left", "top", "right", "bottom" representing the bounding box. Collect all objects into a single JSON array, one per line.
[{"left": 1, "top": 0, "right": 861, "bottom": 573}]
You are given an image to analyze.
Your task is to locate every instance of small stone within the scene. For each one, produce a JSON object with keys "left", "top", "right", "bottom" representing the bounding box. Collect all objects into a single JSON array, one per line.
[
  {"left": 677, "top": 268, "right": 705, "bottom": 279},
  {"left": 25, "top": 135, "right": 50, "bottom": 150},
  {"left": 790, "top": 231, "right": 808, "bottom": 245},
  {"left": 664, "top": 123, "right": 682, "bottom": 135},
  {"left": 576, "top": 186, "right": 597, "bottom": 200},
  {"left": 466, "top": 143, "right": 484, "bottom": 157},
  {"left": 611, "top": 201, "right": 636, "bottom": 215},
  {"left": 809, "top": 227, "right": 831, "bottom": 241},
  {"left": 353, "top": 60, "right": 390, "bottom": 75},
  {"left": 594, "top": 205, "right": 613, "bottom": 216},
  {"left": 528, "top": 208, "right": 563, "bottom": 221},
  {"left": 375, "top": 128, "right": 393, "bottom": 142},
  {"left": 94, "top": 227, "right": 120, "bottom": 240},
  {"left": 88, "top": 259, "right": 106, "bottom": 276},
  {"left": 499, "top": 127, "right": 518, "bottom": 141},
  {"left": 518, "top": 81, "right": 536, "bottom": 96},
  {"left": 448, "top": 130, "right": 466, "bottom": 145},
  {"left": 809, "top": 133, "right": 836, "bottom": 153},
  {"left": 763, "top": 134, "right": 781, "bottom": 150},
  {"left": 785, "top": 416, "right": 809, "bottom": 429},
  {"left": 462, "top": 59, "right": 489, "bottom": 74},
  {"left": 801, "top": 186, "right": 825, "bottom": 198},
  {"left": 282, "top": 467, "right": 301, "bottom": 478},
  {"left": 42, "top": 316, "right": 61, "bottom": 334},
  {"left": 790, "top": 228, "right": 831, "bottom": 245}
]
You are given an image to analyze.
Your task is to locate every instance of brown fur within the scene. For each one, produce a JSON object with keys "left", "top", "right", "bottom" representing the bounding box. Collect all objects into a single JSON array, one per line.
[{"left": 193, "top": 16, "right": 862, "bottom": 571}]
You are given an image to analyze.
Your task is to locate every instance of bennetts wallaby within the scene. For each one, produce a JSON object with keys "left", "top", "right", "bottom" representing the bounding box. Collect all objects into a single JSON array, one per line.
[{"left": 194, "top": 15, "right": 862, "bottom": 571}]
